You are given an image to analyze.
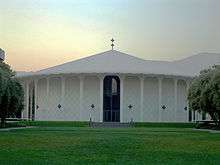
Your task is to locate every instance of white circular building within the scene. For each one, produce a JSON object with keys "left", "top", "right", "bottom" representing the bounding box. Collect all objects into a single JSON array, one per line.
[{"left": 17, "top": 50, "right": 220, "bottom": 123}]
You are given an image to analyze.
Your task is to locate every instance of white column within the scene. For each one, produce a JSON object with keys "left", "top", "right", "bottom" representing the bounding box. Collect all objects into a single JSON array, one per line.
[
  {"left": 20, "top": 82, "right": 25, "bottom": 119},
  {"left": 194, "top": 111, "right": 196, "bottom": 122},
  {"left": 25, "top": 81, "right": 29, "bottom": 120},
  {"left": 79, "top": 75, "right": 84, "bottom": 121},
  {"left": 61, "top": 76, "right": 65, "bottom": 110},
  {"left": 158, "top": 78, "right": 163, "bottom": 122},
  {"left": 120, "top": 75, "right": 125, "bottom": 123},
  {"left": 186, "top": 80, "right": 190, "bottom": 122},
  {"left": 140, "top": 76, "right": 144, "bottom": 122},
  {"left": 98, "top": 75, "right": 104, "bottom": 122},
  {"left": 34, "top": 79, "right": 38, "bottom": 120},
  {"left": 174, "top": 79, "right": 178, "bottom": 122},
  {"left": 46, "top": 77, "right": 50, "bottom": 96},
  {"left": 29, "top": 86, "right": 33, "bottom": 121},
  {"left": 45, "top": 77, "right": 50, "bottom": 112},
  {"left": 196, "top": 111, "right": 199, "bottom": 121}
]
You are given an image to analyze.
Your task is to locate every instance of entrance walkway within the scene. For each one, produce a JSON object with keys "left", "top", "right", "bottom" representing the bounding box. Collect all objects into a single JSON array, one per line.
[{"left": 90, "top": 122, "right": 132, "bottom": 128}]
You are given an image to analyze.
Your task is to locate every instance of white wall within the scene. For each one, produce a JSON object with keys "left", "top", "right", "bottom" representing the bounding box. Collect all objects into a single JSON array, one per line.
[
  {"left": 34, "top": 75, "right": 100, "bottom": 121},
  {"left": 161, "top": 78, "right": 175, "bottom": 122},
  {"left": 48, "top": 77, "right": 62, "bottom": 120},
  {"left": 83, "top": 76, "right": 100, "bottom": 122},
  {"left": 177, "top": 80, "right": 188, "bottom": 122},
  {"left": 36, "top": 78, "right": 47, "bottom": 120},
  {"left": 123, "top": 76, "right": 141, "bottom": 122},
  {"left": 24, "top": 74, "right": 190, "bottom": 123},
  {"left": 143, "top": 77, "right": 159, "bottom": 122},
  {"left": 63, "top": 76, "right": 80, "bottom": 121}
]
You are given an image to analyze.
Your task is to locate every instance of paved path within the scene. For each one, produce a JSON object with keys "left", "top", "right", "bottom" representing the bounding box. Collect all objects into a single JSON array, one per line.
[
  {"left": 193, "top": 128, "right": 220, "bottom": 133},
  {"left": 0, "top": 126, "right": 35, "bottom": 131}
]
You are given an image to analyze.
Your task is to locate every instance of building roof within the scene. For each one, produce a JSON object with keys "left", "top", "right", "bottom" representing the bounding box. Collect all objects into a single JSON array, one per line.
[{"left": 16, "top": 50, "right": 220, "bottom": 78}]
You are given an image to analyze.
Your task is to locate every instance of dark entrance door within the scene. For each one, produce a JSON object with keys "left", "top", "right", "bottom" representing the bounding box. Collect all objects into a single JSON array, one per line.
[{"left": 103, "top": 76, "right": 120, "bottom": 122}]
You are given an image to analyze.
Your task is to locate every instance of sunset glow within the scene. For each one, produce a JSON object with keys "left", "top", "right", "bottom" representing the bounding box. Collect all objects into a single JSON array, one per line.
[{"left": 0, "top": 0, "right": 219, "bottom": 71}]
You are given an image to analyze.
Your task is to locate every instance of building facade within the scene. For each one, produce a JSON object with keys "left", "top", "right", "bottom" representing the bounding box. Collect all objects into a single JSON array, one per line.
[{"left": 17, "top": 50, "right": 218, "bottom": 123}]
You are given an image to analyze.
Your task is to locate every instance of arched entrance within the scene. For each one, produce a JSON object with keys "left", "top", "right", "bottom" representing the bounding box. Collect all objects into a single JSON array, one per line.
[{"left": 103, "top": 76, "right": 120, "bottom": 122}]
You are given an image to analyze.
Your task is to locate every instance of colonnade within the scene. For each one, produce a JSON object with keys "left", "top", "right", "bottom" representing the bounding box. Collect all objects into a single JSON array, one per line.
[{"left": 23, "top": 74, "right": 197, "bottom": 122}]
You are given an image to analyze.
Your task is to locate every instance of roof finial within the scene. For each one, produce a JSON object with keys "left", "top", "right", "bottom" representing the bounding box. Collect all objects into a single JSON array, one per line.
[{"left": 111, "top": 38, "right": 114, "bottom": 50}]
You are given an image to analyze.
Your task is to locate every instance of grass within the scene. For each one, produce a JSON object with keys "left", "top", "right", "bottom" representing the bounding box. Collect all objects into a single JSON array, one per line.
[{"left": 0, "top": 122, "right": 220, "bottom": 164}]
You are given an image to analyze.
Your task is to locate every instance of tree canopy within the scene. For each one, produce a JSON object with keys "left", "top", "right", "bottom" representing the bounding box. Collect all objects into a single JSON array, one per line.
[
  {"left": 0, "top": 62, "right": 24, "bottom": 127},
  {"left": 188, "top": 65, "right": 220, "bottom": 126}
]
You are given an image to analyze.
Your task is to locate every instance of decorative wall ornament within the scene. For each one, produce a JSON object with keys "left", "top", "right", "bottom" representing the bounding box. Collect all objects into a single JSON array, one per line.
[
  {"left": 91, "top": 104, "right": 95, "bottom": 109},
  {"left": 128, "top": 104, "right": 133, "bottom": 110},
  {"left": 162, "top": 105, "right": 166, "bottom": 110},
  {"left": 58, "top": 104, "right": 62, "bottom": 109}
]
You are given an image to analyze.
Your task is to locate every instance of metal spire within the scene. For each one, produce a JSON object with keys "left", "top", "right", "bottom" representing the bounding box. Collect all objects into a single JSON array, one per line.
[{"left": 111, "top": 38, "right": 114, "bottom": 50}]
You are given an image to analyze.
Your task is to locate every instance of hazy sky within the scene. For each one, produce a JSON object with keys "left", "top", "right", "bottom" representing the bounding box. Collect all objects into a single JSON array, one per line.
[{"left": 0, "top": 0, "right": 219, "bottom": 71}]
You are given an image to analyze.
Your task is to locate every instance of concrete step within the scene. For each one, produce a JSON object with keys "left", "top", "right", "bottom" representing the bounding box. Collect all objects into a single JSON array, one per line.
[{"left": 90, "top": 122, "right": 133, "bottom": 128}]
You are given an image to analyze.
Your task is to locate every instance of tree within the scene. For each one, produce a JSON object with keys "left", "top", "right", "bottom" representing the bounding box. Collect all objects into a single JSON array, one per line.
[
  {"left": 0, "top": 62, "right": 24, "bottom": 127},
  {"left": 188, "top": 65, "right": 220, "bottom": 127}
]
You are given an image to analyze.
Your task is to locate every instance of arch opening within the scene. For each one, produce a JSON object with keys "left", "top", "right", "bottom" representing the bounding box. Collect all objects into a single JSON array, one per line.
[{"left": 103, "top": 76, "right": 120, "bottom": 122}]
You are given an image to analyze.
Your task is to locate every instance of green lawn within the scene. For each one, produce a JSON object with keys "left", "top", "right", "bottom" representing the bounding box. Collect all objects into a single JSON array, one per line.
[{"left": 0, "top": 122, "right": 220, "bottom": 164}]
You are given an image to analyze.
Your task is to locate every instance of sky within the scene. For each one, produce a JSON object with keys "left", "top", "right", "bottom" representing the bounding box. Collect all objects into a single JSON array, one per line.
[{"left": 0, "top": 0, "right": 219, "bottom": 71}]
